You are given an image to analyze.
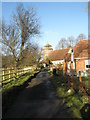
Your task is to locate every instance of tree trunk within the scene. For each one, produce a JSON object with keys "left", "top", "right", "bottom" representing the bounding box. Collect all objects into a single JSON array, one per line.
[{"left": 14, "top": 60, "right": 17, "bottom": 80}]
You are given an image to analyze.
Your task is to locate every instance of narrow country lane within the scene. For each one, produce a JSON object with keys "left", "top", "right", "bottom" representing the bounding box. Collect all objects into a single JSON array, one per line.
[{"left": 4, "top": 70, "right": 73, "bottom": 118}]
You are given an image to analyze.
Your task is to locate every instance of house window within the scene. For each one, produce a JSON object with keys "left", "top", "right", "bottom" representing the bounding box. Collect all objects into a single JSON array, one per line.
[
  {"left": 85, "top": 60, "right": 90, "bottom": 70},
  {"left": 86, "top": 65, "right": 88, "bottom": 68},
  {"left": 86, "top": 65, "right": 90, "bottom": 68}
]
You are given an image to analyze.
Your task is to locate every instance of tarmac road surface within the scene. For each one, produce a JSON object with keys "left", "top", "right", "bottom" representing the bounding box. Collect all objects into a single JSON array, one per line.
[{"left": 4, "top": 70, "right": 73, "bottom": 118}]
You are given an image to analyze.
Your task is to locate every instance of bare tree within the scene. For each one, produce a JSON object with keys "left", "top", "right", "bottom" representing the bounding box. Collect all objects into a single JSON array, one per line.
[
  {"left": 2, "top": 55, "right": 14, "bottom": 68},
  {"left": 21, "top": 43, "right": 40, "bottom": 67},
  {"left": 77, "top": 33, "right": 86, "bottom": 40},
  {"left": 56, "top": 38, "right": 67, "bottom": 49},
  {"left": 67, "top": 36, "right": 75, "bottom": 48},
  {"left": 55, "top": 34, "right": 87, "bottom": 50},
  {"left": 75, "top": 33, "right": 86, "bottom": 44},
  {"left": 1, "top": 4, "right": 40, "bottom": 78}
]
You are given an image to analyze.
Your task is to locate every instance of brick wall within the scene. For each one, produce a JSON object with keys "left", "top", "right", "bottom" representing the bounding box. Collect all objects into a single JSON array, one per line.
[{"left": 76, "top": 59, "right": 85, "bottom": 73}]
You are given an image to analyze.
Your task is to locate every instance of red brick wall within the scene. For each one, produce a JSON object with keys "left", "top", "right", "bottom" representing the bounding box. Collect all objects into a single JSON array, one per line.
[{"left": 76, "top": 59, "right": 85, "bottom": 73}]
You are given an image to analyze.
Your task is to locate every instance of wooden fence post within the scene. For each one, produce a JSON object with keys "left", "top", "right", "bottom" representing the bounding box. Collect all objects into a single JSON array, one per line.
[
  {"left": 20, "top": 68, "right": 21, "bottom": 75},
  {"left": 13, "top": 68, "right": 15, "bottom": 80},
  {"left": 23, "top": 68, "right": 24, "bottom": 74},
  {"left": 22, "top": 68, "right": 23, "bottom": 75},
  {"left": 17, "top": 68, "right": 18, "bottom": 78},
  {"left": 23, "top": 69, "right": 24, "bottom": 74},
  {"left": 9, "top": 69, "right": 11, "bottom": 81},
  {"left": 18, "top": 68, "right": 20, "bottom": 76},
  {"left": 79, "top": 71, "right": 87, "bottom": 96},
  {"left": 29, "top": 69, "right": 31, "bottom": 73},
  {"left": 21, "top": 68, "right": 22, "bottom": 75},
  {"left": 79, "top": 71, "right": 82, "bottom": 83},
  {"left": 18, "top": 69, "right": 20, "bottom": 77},
  {"left": 2, "top": 68, "right": 5, "bottom": 81}
]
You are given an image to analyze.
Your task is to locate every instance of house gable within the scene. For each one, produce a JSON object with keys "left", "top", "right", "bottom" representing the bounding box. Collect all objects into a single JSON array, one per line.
[{"left": 73, "top": 40, "right": 89, "bottom": 59}]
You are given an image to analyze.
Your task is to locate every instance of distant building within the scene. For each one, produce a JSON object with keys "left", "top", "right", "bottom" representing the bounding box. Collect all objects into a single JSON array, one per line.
[
  {"left": 48, "top": 48, "right": 71, "bottom": 67},
  {"left": 41, "top": 40, "right": 90, "bottom": 76},
  {"left": 64, "top": 40, "right": 90, "bottom": 75},
  {"left": 42, "top": 43, "right": 53, "bottom": 60},
  {"left": 73, "top": 40, "right": 90, "bottom": 73},
  {"left": 41, "top": 43, "right": 71, "bottom": 68}
]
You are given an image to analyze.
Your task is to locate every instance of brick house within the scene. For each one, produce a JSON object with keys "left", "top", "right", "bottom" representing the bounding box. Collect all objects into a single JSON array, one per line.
[
  {"left": 63, "top": 40, "right": 90, "bottom": 75},
  {"left": 48, "top": 48, "right": 71, "bottom": 68},
  {"left": 41, "top": 43, "right": 71, "bottom": 68}
]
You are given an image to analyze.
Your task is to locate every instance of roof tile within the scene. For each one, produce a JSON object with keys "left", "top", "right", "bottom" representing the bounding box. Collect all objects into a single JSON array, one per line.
[{"left": 48, "top": 48, "right": 70, "bottom": 61}]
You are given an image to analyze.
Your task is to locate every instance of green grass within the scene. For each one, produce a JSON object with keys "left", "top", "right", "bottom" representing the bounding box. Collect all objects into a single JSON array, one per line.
[
  {"left": 2, "top": 69, "right": 40, "bottom": 116},
  {"left": 73, "top": 75, "right": 90, "bottom": 84},
  {"left": 2, "top": 70, "right": 39, "bottom": 93},
  {"left": 48, "top": 70, "right": 53, "bottom": 76},
  {"left": 82, "top": 75, "right": 90, "bottom": 81},
  {"left": 49, "top": 70, "right": 90, "bottom": 119},
  {"left": 2, "top": 70, "right": 32, "bottom": 84}
]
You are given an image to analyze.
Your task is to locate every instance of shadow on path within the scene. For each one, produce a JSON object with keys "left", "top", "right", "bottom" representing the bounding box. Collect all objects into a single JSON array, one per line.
[{"left": 3, "top": 71, "right": 74, "bottom": 118}]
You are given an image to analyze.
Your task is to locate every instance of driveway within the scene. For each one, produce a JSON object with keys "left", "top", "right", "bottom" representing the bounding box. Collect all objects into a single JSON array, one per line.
[{"left": 4, "top": 70, "right": 73, "bottom": 118}]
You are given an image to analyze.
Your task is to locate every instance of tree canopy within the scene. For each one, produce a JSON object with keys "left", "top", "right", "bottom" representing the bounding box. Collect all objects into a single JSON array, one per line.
[
  {"left": 56, "top": 33, "right": 86, "bottom": 49},
  {"left": 1, "top": 4, "right": 40, "bottom": 69}
]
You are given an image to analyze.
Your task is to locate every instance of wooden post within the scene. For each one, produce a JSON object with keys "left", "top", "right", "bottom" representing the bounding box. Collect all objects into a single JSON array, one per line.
[
  {"left": 23, "top": 68, "right": 24, "bottom": 74},
  {"left": 21, "top": 69, "right": 22, "bottom": 75},
  {"left": 22, "top": 68, "right": 23, "bottom": 75},
  {"left": 2, "top": 68, "right": 5, "bottom": 81},
  {"left": 29, "top": 68, "right": 30, "bottom": 73},
  {"left": 79, "top": 71, "right": 82, "bottom": 83},
  {"left": 75, "top": 59, "right": 76, "bottom": 73},
  {"left": 13, "top": 68, "right": 15, "bottom": 80},
  {"left": 17, "top": 69, "right": 18, "bottom": 78},
  {"left": 23, "top": 68, "right": 25, "bottom": 74},
  {"left": 9, "top": 69, "right": 11, "bottom": 81},
  {"left": 63, "top": 61, "right": 65, "bottom": 77},
  {"left": 19, "top": 69, "right": 21, "bottom": 75},
  {"left": 23, "top": 69, "right": 24, "bottom": 74},
  {"left": 20, "top": 68, "right": 22, "bottom": 75},
  {"left": 79, "top": 71, "right": 87, "bottom": 96},
  {"left": 72, "top": 68, "right": 74, "bottom": 88},
  {"left": 18, "top": 69, "right": 20, "bottom": 77}
]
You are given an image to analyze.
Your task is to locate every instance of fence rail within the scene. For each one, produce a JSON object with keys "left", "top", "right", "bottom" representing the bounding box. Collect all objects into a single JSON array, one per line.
[
  {"left": 56, "top": 69, "right": 90, "bottom": 98},
  {"left": 0, "top": 67, "right": 36, "bottom": 84}
]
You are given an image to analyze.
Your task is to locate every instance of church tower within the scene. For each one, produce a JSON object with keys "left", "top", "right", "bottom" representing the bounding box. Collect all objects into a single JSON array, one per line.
[{"left": 42, "top": 43, "right": 53, "bottom": 60}]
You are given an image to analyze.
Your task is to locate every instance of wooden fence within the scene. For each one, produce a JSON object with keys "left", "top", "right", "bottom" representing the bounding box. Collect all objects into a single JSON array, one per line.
[
  {"left": 0, "top": 67, "right": 35, "bottom": 85},
  {"left": 56, "top": 69, "right": 90, "bottom": 98}
]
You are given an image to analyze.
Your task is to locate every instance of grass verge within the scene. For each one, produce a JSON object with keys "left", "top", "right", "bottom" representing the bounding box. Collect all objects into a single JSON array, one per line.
[
  {"left": 49, "top": 71, "right": 90, "bottom": 119},
  {"left": 2, "top": 70, "right": 40, "bottom": 117}
]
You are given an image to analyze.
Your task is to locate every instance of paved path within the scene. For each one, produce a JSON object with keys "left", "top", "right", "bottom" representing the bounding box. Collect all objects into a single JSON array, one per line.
[{"left": 4, "top": 70, "right": 73, "bottom": 118}]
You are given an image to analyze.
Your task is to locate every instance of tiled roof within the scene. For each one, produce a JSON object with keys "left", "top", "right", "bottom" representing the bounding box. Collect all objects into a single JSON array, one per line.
[
  {"left": 73, "top": 40, "right": 90, "bottom": 58},
  {"left": 48, "top": 48, "right": 70, "bottom": 61},
  {"left": 77, "top": 49, "right": 89, "bottom": 58}
]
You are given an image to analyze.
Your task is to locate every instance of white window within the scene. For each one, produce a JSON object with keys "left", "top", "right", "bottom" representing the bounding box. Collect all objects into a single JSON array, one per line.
[{"left": 85, "top": 60, "right": 90, "bottom": 70}]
